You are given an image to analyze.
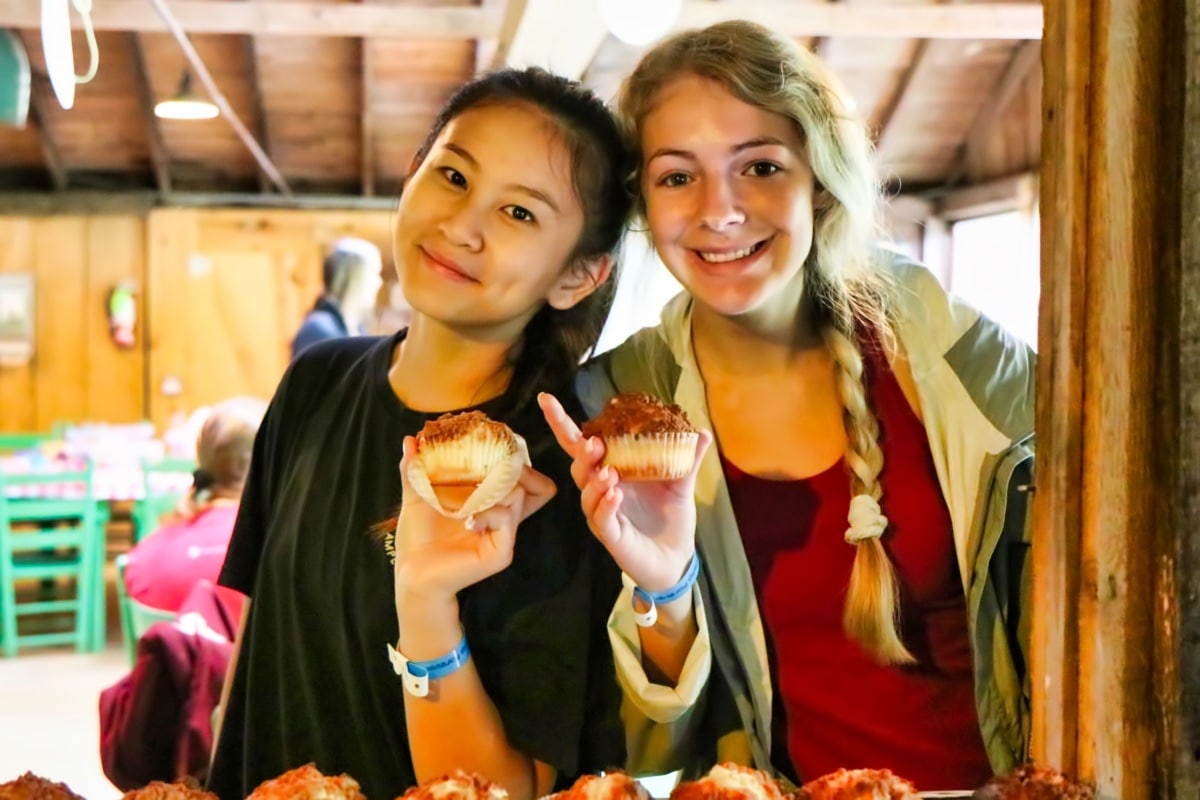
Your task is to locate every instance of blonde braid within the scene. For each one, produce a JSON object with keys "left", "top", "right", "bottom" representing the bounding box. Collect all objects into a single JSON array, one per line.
[{"left": 824, "top": 322, "right": 915, "bottom": 665}]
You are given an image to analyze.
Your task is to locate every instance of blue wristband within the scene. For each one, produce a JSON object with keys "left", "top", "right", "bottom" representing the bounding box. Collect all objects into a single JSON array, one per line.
[
  {"left": 631, "top": 552, "right": 701, "bottom": 628},
  {"left": 387, "top": 635, "right": 470, "bottom": 698}
]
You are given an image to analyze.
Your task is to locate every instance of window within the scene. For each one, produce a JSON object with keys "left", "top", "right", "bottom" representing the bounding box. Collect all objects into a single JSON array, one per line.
[{"left": 947, "top": 210, "right": 1040, "bottom": 351}]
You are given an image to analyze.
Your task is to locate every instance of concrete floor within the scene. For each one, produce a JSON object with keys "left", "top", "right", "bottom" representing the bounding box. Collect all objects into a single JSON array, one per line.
[
  {"left": 0, "top": 534, "right": 129, "bottom": 799},
  {"left": 0, "top": 643, "right": 127, "bottom": 799}
]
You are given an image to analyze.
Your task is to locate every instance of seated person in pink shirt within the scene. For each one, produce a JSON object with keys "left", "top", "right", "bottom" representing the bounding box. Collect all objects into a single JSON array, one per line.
[{"left": 123, "top": 398, "right": 266, "bottom": 614}]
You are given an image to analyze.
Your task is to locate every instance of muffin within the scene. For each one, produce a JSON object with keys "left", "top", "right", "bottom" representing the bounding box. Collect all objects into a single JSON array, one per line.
[
  {"left": 793, "top": 768, "right": 919, "bottom": 800},
  {"left": 406, "top": 411, "right": 530, "bottom": 519},
  {"left": 121, "top": 780, "right": 219, "bottom": 800},
  {"left": 582, "top": 393, "right": 699, "bottom": 481},
  {"left": 550, "top": 771, "right": 649, "bottom": 800},
  {"left": 670, "top": 764, "right": 785, "bottom": 800},
  {"left": 0, "top": 772, "right": 86, "bottom": 800},
  {"left": 246, "top": 763, "right": 366, "bottom": 800},
  {"left": 399, "top": 770, "right": 508, "bottom": 800},
  {"left": 972, "top": 764, "right": 1095, "bottom": 800}
]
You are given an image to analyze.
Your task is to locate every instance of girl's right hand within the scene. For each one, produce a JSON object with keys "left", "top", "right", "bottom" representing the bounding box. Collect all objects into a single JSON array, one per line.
[{"left": 538, "top": 392, "right": 711, "bottom": 593}]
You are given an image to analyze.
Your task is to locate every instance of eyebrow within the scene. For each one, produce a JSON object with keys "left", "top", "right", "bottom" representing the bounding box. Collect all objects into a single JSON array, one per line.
[
  {"left": 646, "top": 136, "right": 791, "bottom": 164},
  {"left": 443, "top": 142, "right": 562, "bottom": 214}
]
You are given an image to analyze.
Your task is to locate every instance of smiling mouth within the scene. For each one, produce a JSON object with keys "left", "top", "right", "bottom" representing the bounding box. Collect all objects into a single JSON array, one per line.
[
  {"left": 694, "top": 239, "right": 768, "bottom": 263},
  {"left": 420, "top": 247, "right": 477, "bottom": 282}
]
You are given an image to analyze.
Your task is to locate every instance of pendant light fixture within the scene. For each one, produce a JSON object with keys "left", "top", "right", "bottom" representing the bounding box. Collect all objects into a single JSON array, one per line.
[{"left": 154, "top": 71, "right": 219, "bottom": 120}]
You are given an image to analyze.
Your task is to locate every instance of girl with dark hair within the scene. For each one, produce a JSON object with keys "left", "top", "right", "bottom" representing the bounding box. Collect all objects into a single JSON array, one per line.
[{"left": 207, "top": 67, "right": 633, "bottom": 800}]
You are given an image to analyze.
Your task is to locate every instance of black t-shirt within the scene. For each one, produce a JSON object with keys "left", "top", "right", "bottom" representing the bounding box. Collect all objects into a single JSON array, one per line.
[{"left": 207, "top": 332, "right": 624, "bottom": 800}]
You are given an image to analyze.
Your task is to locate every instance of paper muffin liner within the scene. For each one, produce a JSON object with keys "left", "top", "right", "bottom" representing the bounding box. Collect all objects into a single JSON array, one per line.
[
  {"left": 602, "top": 432, "right": 698, "bottom": 481},
  {"left": 406, "top": 430, "right": 530, "bottom": 519}
]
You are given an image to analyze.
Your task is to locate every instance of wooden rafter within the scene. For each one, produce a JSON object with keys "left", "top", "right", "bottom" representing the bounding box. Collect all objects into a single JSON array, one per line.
[
  {"left": 679, "top": 2, "right": 1042, "bottom": 40},
  {"left": 942, "top": 39, "right": 1042, "bottom": 187},
  {"left": 0, "top": 1, "right": 1043, "bottom": 41},
  {"left": 127, "top": 33, "right": 173, "bottom": 194},
  {"left": 869, "top": 40, "right": 929, "bottom": 146},
  {"left": 25, "top": 73, "right": 68, "bottom": 191},
  {"left": 244, "top": 37, "right": 274, "bottom": 194}
]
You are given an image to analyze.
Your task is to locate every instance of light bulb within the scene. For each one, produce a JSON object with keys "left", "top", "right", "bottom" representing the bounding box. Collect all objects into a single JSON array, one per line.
[
  {"left": 597, "top": 0, "right": 682, "bottom": 47},
  {"left": 154, "top": 98, "right": 219, "bottom": 120}
]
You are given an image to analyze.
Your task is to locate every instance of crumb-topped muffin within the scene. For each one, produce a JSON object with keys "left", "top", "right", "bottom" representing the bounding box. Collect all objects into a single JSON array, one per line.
[
  {"left": 793, "top": 768, "right": 919, "bottom": 799},
  {"left": 399, "top": 770, "right": 508, "bottom": 800},
  {"left": 670, "top": 763, "right": 785, "bottom": 800},
  {"left": 582, "top": 392, "right": 699, "bottom": 481},
  {"left": 550, "top": 771, "right": 649, "bottom": 800},
  {"left": 121, "top": 780, "right": 219, "bottom": 800},
  {"left": 406, "top": 410, "right": 530, "bottom": 518},
  {"left": 972, "top": 765, "right": 1095, "bottom": 800},
  {"left": 0, "top": 772, "right": 87, "bottom": 800},
  {"left": 246, "top": 763, "right": 366, "bottom": 800}
]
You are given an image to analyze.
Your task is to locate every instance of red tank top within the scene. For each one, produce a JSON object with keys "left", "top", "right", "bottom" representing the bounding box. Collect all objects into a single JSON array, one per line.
[{"left": 720, "top": 338, "right": 993, "bottom": 791}]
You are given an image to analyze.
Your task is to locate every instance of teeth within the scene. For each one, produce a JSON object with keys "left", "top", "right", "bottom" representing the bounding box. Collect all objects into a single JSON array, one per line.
[{"left": 698, "top": 244, "right": 758, "bottom": 263}]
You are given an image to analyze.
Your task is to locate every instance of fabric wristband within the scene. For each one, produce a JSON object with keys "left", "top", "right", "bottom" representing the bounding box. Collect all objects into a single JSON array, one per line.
[
  {"left": 387, "top": 635, "right": 470, "bottom": 698},
  {"left": 631, "top": 552, "right": 701, "bottom": 628}
]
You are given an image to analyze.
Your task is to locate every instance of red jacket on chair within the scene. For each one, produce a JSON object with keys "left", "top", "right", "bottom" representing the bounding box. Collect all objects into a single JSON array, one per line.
[{"left": 98, "top": 581, "right": 239, "bottom": 791}]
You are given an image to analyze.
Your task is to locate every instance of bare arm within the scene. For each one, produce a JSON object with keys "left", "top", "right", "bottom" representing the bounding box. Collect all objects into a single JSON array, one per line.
[
  {"left": 396, "top": 594, "right": 555, "bottom": 800},
  {"left": 394, "top": 438, "right": 561, "bottom": 800}
]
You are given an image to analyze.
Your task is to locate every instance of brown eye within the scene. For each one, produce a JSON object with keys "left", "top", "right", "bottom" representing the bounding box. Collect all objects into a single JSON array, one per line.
[{"left": 745, "top": 162, "right": 781, "bottom": 178}]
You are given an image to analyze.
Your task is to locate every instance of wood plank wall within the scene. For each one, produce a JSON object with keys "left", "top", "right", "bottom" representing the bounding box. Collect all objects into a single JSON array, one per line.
[
  {"left": 0, "top": 215, "right": 145, "bottom": 433},
  {"left": 0, "top": 208, "right": 393, "bottom": 435},
  {"left": 145, "top": 208, "right": 392, "bottom": 430}
]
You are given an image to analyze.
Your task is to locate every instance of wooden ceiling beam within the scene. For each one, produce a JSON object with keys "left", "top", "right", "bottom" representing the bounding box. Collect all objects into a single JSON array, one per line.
[
  {"left": 0, "top": 1, "right": 1043, "bottom": 41},
  {"left": 868, "top": 40, "right": 929, "bottom": 147},
  {"left": 245, "top": 37, "right": 274, "bottom": 194},
  {"left": 25, "top": 73, "right": 68, "bottom": 191},
  {"left": 127, "top": 33, "right": 173, "bottom": 195},
  {"left": 943, "top": 39, "right": 1042, "bottom": 187},
  {"left": 681, "top": 2, "right": 1043, "bottom": 40}
]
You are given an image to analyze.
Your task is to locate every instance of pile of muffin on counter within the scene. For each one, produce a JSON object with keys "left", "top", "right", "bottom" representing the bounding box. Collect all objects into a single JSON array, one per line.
[{"left": 0, "top": 761, "right": 1096, "bottom": 800}]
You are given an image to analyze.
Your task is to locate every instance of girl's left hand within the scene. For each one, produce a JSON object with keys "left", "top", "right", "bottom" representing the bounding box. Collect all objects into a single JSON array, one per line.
[{"left": 392, "top": 435, "right": 557, "bottom": 607}]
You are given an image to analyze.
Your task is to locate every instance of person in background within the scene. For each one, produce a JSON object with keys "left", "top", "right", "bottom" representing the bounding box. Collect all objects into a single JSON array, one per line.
[
  {"left": 540, "top": 19, "right": 1036, "bottom": 792},
  {"left": 291, "top": 236, "right": 385, "bottom": 359},
  {"left": 122, "top": 397, "right": 267, "bottom": 617}
]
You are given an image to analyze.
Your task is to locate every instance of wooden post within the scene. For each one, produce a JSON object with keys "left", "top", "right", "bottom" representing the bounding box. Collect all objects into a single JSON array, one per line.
[{"left": 1033, "top": 0, "right": 1200, "bottom": 796}]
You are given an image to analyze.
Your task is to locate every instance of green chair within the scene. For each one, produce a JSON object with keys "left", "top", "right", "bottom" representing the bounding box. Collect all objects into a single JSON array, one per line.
[
  {"left": 133, "top": 457, "right": 196, "bottom": 543},
  {"left": 0, "top": 463, "right": 105, "bottom": 655},
  {"left": 114, "top": 552, "right": 175, "bottom": 664}
]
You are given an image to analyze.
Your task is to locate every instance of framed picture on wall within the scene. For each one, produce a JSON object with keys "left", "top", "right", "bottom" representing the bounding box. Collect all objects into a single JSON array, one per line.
[{"left": 0, "top": 273, "right": 34, "bottom": 366}]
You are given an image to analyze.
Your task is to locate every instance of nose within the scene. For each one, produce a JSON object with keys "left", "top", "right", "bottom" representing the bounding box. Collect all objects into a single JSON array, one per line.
[
  {"left": 699, "top": 178, "right": 744, "bottom": 232},
  {"left": 438, "top": 200, "right": 484, "bottom": 252}
]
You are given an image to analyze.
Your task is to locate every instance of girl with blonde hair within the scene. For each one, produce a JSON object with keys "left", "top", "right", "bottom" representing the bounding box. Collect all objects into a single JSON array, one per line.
[{"left": 541, "top": 20, "right": 1035, "bottom": 791}]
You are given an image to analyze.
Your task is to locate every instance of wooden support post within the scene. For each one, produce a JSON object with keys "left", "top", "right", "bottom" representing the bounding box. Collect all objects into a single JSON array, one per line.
[{"left": 1033, "top": 0, "right": 1200, "bottom": 796}]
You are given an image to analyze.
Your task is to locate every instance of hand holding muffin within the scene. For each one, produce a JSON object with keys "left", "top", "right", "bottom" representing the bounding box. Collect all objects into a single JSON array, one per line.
[
  {"left": 393, "top": 411, "right": 558, "bottom": 603},
  {"left": 538, "top": 391, "right": 711, "bottom": 598}
]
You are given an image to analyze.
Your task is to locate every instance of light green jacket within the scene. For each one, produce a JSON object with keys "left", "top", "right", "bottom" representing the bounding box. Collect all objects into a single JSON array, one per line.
[{"left": 576, "top": 257, "right": 1037, "bottom": 781}]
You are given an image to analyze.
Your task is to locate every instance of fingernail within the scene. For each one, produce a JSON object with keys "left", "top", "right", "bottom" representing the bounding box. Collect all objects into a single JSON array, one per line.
[{"left": 465, "top": 515, "right": 476, "bottom": 531}]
